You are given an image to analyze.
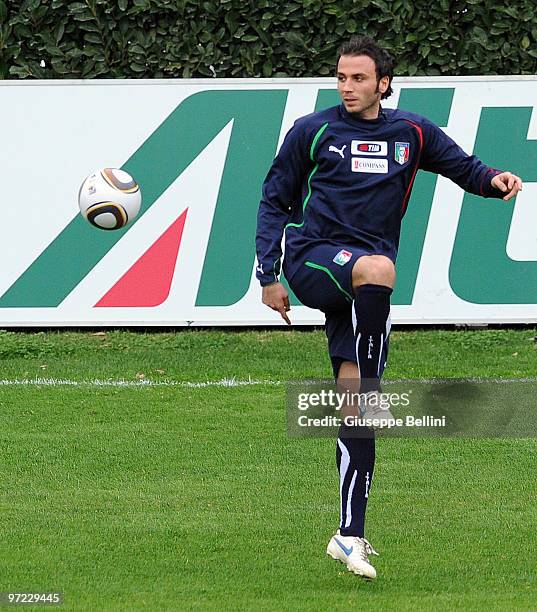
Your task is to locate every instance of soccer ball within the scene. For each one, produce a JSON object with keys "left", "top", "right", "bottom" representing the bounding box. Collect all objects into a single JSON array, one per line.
[{"left": 78, "top": 168, "right": 142, "bottom": 230}]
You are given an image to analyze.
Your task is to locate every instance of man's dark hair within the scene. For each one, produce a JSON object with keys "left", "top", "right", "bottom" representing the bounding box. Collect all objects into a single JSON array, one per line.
[{"left": 336, "top": 36, "right": 394, "bottom": 100}]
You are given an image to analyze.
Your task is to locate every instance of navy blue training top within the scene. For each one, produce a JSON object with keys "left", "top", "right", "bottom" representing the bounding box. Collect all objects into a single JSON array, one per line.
[{"left": 255, "top": 103, "right": 503, "bottom": 287}]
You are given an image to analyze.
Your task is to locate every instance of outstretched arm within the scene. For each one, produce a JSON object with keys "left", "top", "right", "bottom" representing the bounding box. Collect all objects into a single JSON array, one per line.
[{"left": 419, "top": 119, "right": 522, "bottom": 199}]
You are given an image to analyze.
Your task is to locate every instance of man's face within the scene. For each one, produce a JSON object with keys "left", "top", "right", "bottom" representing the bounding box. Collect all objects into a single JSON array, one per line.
[{"left": 337, "top": 54, "right": 389, "bottom": 118}]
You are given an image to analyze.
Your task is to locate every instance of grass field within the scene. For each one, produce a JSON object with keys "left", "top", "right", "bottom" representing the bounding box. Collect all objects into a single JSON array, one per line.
[{"left": 1, "top": 328, "right": 537, "bottom": 611}]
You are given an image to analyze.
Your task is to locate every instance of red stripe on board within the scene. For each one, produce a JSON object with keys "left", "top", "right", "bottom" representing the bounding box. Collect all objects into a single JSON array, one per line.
[{"left": 95, "top": 209, "right": 188, "bottom": 308}]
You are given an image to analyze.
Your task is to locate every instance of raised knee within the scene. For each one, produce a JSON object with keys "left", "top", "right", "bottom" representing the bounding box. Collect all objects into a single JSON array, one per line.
[{"left": 352, "top": 255, "right": 395, "bottom": 290}]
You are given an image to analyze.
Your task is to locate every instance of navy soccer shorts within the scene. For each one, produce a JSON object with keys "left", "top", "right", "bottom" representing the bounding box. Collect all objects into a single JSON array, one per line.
[{"left": 284, "top": 243, "right": 392, "bottom": 379}]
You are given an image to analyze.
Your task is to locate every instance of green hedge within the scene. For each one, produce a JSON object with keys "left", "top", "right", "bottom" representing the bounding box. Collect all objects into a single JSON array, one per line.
[{"left": 1, "top": 0, "right": 536, "bottom": 79}]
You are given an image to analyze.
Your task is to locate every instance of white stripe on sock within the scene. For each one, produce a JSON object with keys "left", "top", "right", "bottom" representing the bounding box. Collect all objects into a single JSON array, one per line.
[
  {"left": 337, "top": 438, "right": 350, "bottom": 527},
  {"left": 355, "top": 332, "right": 361, "bottom": 379},
  {"left": 345, "top": 469, "right": 358, "bottom": 528},
  {"left": 377, "top": 333, "right": 384, "bottom": 377},
  {"left": 384, "top": 311, "right": 392, "bottom": 370}
]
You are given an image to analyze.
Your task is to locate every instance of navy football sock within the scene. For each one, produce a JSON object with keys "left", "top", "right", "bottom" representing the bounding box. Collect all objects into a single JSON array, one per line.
[
  {"left": 353, "top": 284, "right": 392, "bottom": 393},
  {"left": 337, "top": 425, "right": 375, "bottom": 537}
]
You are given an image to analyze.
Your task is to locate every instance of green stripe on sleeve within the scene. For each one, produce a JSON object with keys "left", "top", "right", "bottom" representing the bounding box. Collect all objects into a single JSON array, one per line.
[
  {"left": 309, "top": 122, "right": 329, "bottom": 161},
  {"left": 285, "top": 122, "right": 329, "bottom": 232}
]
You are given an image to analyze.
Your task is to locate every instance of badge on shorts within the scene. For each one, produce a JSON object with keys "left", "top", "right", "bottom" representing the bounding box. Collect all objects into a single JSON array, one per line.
[{"left": 333, "top": 249, "right": 352, "bottom": 266}]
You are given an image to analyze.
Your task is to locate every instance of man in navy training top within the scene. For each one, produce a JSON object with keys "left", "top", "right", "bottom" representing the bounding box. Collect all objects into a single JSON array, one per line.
[{"left": 255, "top": 36, "right": 523, "bottom": 579}]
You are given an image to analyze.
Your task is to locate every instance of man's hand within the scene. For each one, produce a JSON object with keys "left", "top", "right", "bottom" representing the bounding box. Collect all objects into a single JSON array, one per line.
[
  {"left": 491, "top": 172, "right": 523, "bottom": 201},
  {"left": 262, "top": 282, "right": 291, "bottom": 325}
]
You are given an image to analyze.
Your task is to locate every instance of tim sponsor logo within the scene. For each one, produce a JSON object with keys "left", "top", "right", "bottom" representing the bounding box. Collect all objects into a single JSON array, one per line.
[
  {"left": 351, "top": 140, "right": 387, "bottom": 156},
  {"left": 351, "top": 157, "right": 388, "bottom": 174}
]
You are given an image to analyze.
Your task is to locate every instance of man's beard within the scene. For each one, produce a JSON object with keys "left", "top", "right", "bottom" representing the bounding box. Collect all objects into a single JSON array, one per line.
[{"left": 348, "top": 93, "right": 381, "bottom": 118}]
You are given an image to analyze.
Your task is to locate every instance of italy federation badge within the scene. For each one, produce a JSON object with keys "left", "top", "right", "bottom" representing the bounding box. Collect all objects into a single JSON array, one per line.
[
  {"left": 333, "top": 249, "right": 353, "bottom": 266},
  {"left": 395, "top": 142, "right": 410, "bottom": 165}
]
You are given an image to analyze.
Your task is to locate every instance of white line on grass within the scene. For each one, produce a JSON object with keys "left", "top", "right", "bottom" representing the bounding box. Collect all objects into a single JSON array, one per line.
[
  {"left": 0, "top": 377, "right": 282, "bottom": 388},
  {"left": 0, "top": 377, "right": 537, "bottom": 388}
]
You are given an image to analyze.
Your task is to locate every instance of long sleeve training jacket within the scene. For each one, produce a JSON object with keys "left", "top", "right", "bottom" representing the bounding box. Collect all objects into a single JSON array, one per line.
[{"left": 256, "top": 103, "right": 503, "bottom": 286}]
